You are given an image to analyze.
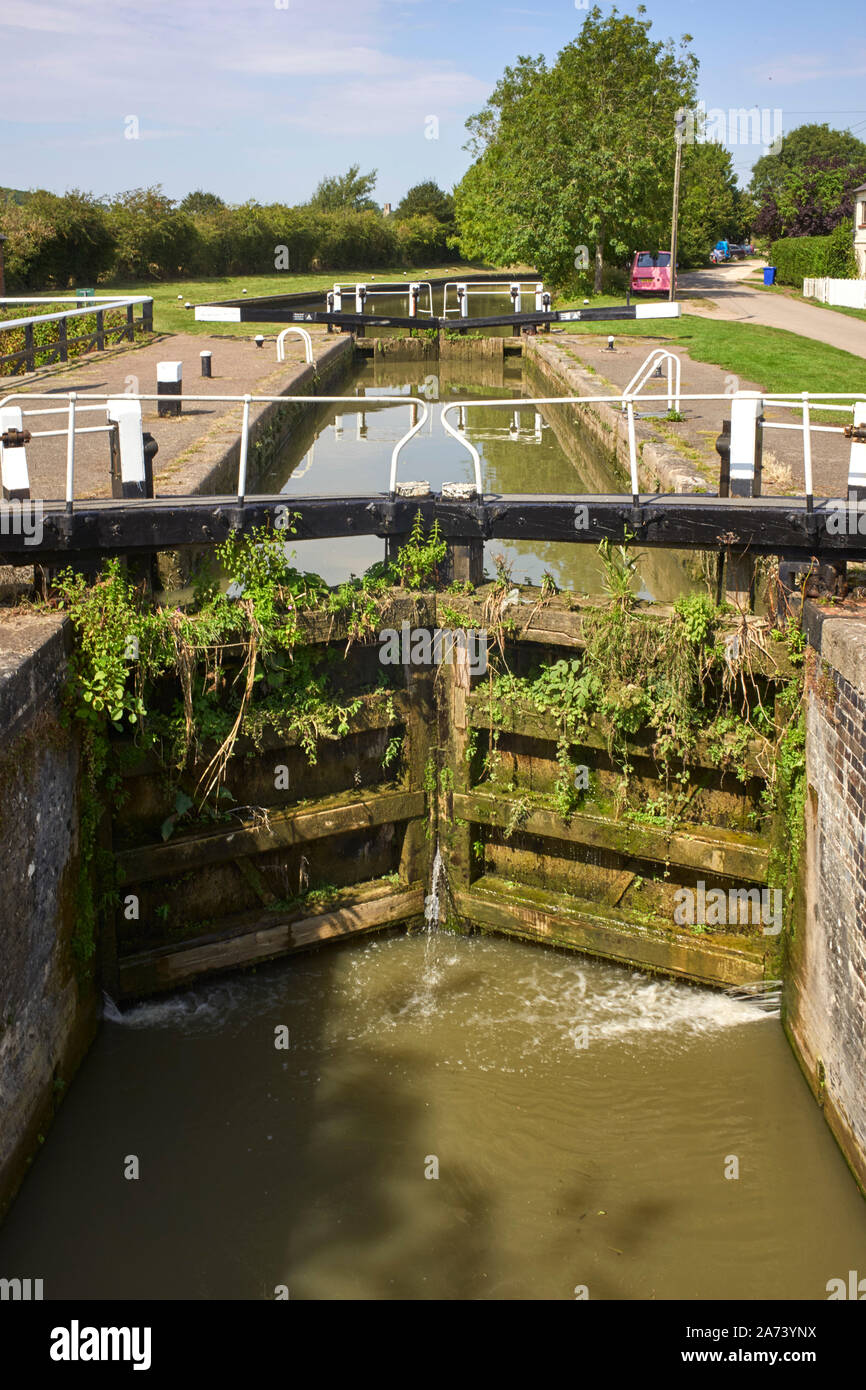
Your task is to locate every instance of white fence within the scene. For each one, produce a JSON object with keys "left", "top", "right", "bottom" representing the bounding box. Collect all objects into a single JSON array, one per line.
[{"left": 803, "top": 277, "right": 866, "bottom": 310}]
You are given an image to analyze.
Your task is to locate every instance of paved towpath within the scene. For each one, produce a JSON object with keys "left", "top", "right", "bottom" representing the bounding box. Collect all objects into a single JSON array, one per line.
[
  {"left": 1, "top": 326, "right": 344, "bottom": 500},
  {"left": 549, "top": 330, "right": 854, "bottom": 496},
  {"left": 679, "top": 261, "right": 866, "bottom": 361}
]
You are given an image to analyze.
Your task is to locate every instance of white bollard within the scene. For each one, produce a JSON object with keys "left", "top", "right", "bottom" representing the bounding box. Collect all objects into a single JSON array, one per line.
[
  {"left": 457, "top": 283, "right": 468, "bottom": 318},
  {"left": 729, "top": 391, "right": 763, "bottom": 496},
  {"left": 107, "top": 398, "right": 147, "bottom": 499},
  {"left": 510, "top": 281, "right": 521, "bottom": 312},
  {"left": 847, "top": 402, "right": 866, "bottom": 492},
  {"left": 409, "top": 282, "right": 420, "bottom": 318},
  {"left": 355, "top": 283, "right": 367, "bottom": 314},
  {"left": 332, "top": 284, "right": 342, "bottom": 312},
  {"left": 157, "top": 360, "right": 183, "bottom": 417},
  {"left": 0, "top": 405, "right": 30, "bottom": 500}
]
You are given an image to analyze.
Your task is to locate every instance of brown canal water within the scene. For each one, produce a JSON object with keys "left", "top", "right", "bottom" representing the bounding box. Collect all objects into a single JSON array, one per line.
[
  {"left": 1, "top": 929, "right": 864, "bottom": 1299},
  {"left": 261, "top": 358, "right": 693, "bottom": 600}
]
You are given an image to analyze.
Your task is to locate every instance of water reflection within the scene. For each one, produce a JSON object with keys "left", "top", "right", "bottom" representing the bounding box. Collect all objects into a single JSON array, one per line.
[{"left": 265, "top": 360, "right": 693, "bottom": 599}]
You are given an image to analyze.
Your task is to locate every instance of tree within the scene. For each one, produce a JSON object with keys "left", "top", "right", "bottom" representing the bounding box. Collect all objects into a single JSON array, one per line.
[
  {"left": 750, "top": 123, "right": 866, "bottom": 206},
  {"left": 454, "top": 5, "right": 698, "bottom": 291},
  {"left": 180, "top": 190, "right": 226, "bottom": 215},
  {"left": 395, "top": 181, "right": 455, "bottom": 226},
  {"left": 308, "top": 165, "right": 378, "bottom": 213},
  {"left": 677, "top": 142, "right": 740, "bottom": 267},
  {"left": 0, "top": 189, "right": 114, "bottom": 288},
  {"left": 107, "top": 187, "right": 198, "bottom": 279},
  {"left": 754, "top": 154, "right": 866, "bottom": 241}
]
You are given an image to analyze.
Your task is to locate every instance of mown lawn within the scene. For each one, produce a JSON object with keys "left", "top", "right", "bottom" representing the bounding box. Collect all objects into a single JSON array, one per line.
[{"left": 555, "top": 298, "right": 866, "bottom": 397}]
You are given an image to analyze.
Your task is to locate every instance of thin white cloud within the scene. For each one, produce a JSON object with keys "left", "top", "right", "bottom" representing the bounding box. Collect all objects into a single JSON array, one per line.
[{"left": 278, "top": 69, "right": 489, "bottom": 135}]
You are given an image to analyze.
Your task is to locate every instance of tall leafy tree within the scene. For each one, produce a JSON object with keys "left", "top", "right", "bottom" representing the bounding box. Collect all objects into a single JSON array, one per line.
[
  {"left": 394, "top": 181, "right": 455, "bottom": 226},
  {"left": 180, "top": 190, "right": 226, "bottom": 215},
  {"left": 677, "top": 142, "right": 741, "bottom": 267},
  {"left": 308, "top": 165, "right": 378, "bottom": 213},
  {"left": 754, "top": 155, "right": 866, "bottom": 240},
  {"left": 750, "top": 123, "right": 866, "bottom": 206},
  {"left": 454, "top": 5, "right": 698, "bottom": 290}
]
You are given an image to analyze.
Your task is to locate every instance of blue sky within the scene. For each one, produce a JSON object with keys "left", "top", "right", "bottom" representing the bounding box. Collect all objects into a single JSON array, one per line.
[{"left": 2, "top": 0, "right": 864, "bottom": 204}]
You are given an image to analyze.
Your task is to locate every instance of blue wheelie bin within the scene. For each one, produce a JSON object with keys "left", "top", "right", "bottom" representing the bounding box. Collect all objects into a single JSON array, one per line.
[{"left": 763, "top": 266, "right": 776, "bottom": 285}]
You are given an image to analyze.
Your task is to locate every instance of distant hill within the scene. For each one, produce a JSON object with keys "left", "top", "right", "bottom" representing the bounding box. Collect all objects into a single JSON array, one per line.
[{"left": 0, "top": 187, "right": 30, "bottom": 206}]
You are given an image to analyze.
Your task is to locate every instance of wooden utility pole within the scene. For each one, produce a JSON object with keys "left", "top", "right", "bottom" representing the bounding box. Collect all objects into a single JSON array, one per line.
[{"left": 669, "top": 110, "right": 686, "bottom": 301}]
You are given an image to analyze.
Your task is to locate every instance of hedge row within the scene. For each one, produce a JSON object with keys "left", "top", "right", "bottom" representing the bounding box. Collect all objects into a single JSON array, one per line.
[
  {"left": 769, "top": 225, "right": 859, "bottom": 285},
  {"left": 0, "top": 195, "right": 454, "bottom": 290}
]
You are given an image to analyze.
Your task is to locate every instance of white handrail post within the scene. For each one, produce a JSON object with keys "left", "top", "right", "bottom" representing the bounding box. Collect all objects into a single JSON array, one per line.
[
  {"left": 237, "top": 395, "right": 251, "bottom": 503},
  {"left": 801, "top": 391, "right": 814, "bottom": 513},
  {"left": 65, "top": 392, "right": 76, "bottom": 514},
  {"left": 440, "top": 404, "right": 483, "bottom": 495},
  {"left": 388, "top": 398, "right": 430, "bottom": 496},
  {"left": 626, "top": 400, "right": 640, "bottom": 504},
  {"left": 667, "top": 355, "right": 673, "bottom": 413}
]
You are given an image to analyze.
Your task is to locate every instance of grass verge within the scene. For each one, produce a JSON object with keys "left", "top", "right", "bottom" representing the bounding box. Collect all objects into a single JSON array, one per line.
[{"left": 555, "top": 301, "right": 866, "bottom": 397}]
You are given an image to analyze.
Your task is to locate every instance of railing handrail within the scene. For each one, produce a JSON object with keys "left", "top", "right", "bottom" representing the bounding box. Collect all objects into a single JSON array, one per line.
[
  {"left": 389, "top": 400, "right": 430, "bottom": 495},
  {"left": 440, "top": 404, "right": 483, "bottom": 494},
  {"left": 276, "top": 326, "right": 314, "bottom": 365},
  {"left": 0, "top": 297, "right": 153, "bottom": 333},
  {"left": 441, "top": 279, "right": 543, "bottom": 317},
  {"left": 4, "top": 388, "right": 863, "bottom": 515},
  {"left": 621, "top": 348, "right": 681, "bottom": 414}
]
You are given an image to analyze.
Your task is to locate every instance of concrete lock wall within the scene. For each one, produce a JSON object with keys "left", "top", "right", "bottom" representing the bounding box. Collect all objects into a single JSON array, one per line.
[
  {"left": 787, "top": 605, "right": 866, "bottom": 1195},
  {"left": 0, "top": 615, "right": 98, "bottom": 1221}
]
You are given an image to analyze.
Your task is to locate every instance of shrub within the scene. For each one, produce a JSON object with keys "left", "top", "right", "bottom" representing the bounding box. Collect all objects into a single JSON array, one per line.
[{"left": 769, "top": 225, "right": 858, "bottom": 285}]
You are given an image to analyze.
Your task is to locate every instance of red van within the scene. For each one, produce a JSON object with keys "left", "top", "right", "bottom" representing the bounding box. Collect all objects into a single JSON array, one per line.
[{"left": 630, "top": 251, "right": 674, "bottom": 295}]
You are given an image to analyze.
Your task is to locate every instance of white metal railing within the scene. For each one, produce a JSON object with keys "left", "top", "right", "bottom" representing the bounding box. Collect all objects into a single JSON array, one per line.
[
  {"left": 441, "top": 280, "right": 547, "bottom": 318},
  {"left": 621, "top": 349, "right": 681, "bottom": 415},
  {"left": 331, "top": 282, "right": 435, "bottom": 317},
  {"left": 3, "top": 387, "right": 864, "bottom": 514},
  {"left": 0, "top": 295, "right": 153, "bottom": 333},
  {"left": 0, "top": 391, "right": 433, "bottom": 507},
  {"left": 276, "top": 327, "right": 314, "bottom": 365},
  {"left": 435, "top": 391, "right": 866, "bottom": 506}
]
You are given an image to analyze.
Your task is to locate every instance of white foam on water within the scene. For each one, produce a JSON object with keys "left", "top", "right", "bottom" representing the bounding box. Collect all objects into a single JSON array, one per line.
[
  {"left": 424, "top": 842, "right": 444, "bottom": 930},
  {"left": 101, "top": 977, "right": 290, "bottom": 1034}
]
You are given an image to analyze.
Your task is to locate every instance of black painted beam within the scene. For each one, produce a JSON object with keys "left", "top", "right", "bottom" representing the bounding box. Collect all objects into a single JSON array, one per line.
[
  {"left": 3, "top": 494, "right": 866, "bottom": 564},
  {"left": 198, "top": 304, "right": 679, "bottom": 331}
]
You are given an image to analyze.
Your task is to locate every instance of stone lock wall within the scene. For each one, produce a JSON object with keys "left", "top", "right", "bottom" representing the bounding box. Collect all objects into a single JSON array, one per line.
[
  {"left": 787, "top": 606, "right": 866, "bottom": 1194},
  {"left": 0, "top": 614, "right": 98, "bottom": 1222}
]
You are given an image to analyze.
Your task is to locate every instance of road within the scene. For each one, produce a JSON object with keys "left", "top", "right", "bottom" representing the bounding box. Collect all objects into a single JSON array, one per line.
[{"left": 678, "top": 260, "right": 866, "bottom": 361}]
